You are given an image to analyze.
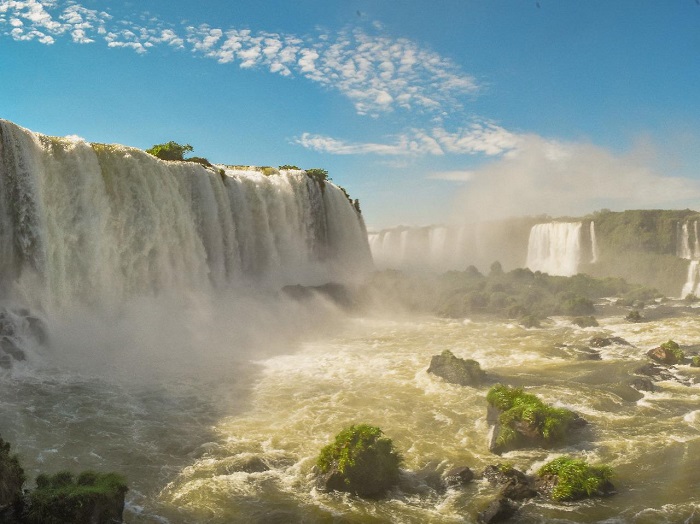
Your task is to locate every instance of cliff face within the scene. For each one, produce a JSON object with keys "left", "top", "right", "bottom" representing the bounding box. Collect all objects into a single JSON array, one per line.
[{"left": 581, "top": 210, "right": 698, "bottom": 296}]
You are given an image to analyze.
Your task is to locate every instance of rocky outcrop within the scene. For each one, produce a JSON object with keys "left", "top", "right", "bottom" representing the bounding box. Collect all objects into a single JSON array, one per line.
[
  {"left": 535, "top": 456, "right": 615, "bottom": 501},
  {"left": 486, "top": 385, "right": 587, "bottom": 454},
  {"left": 441, "top": 466, "right": 474, "bottom": 489},
  {"left": 315, "top": 424, "right": 401, "bottom": 497},
  {"left": 427, "top": 350, "right": 486, "bottom": 386},
  {"left": 646, "top": 340, "right": 684, "bottom": 365},
  {"left": 589, "top": 336, "right": 632, "bottom": 348},
  {"left": 482, "top": 465, "right": 537, "bottom": 501}
]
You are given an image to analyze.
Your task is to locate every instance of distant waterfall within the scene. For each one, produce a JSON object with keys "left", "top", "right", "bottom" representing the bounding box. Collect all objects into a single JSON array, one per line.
[
  {"left": 677, "top": 219, "right": 700, "bottom": 297},
  {"left": 368, "top": 225, "right": 465, "bottom": 272},
  {"left": 526, "top": 223, "right": 582, "bottom": 276},
  {"left": 590, "top": 222, "right": 599, "bottom": 263},
  {"left": 682, "top": 260, "right": 700, "bottom": 297},
  {"left": 0, "top": 119, "right": 372, "bottom": 310}
]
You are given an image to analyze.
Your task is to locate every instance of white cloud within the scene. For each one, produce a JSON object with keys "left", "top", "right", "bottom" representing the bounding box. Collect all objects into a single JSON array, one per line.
[
  {"left": 0, "top": 1, "right": 479, "bottom": 117},
  {"left": 295, "top": 132, "right": 420, "bottom": 156},
  {"left": 295, "top": 122, "right": 518, "bottom": 158},
  {"left": 432, "top": 123, "right": 522, "bottom": 156},
  {"left": 429, "top": 170, "right": 474, "bottom": 181}
]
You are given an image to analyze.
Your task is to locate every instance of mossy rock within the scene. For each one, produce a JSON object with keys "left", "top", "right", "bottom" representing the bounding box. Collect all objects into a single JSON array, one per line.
[
  {"left": 486, "top": 385, "right": 586, "bottom": 454},
  {"left": 691, "top": 355, "right": 700, "bottom": 368},
  {"left": 536, "top": 456, "right": 614, "bottom": 501},
  {"left": 26, "top": 471, "right": 128, "bottom": 524},
  {"left": 647, "top": 340, "right": 684, "bottom": 365},
  {"left": 625, "top": 309, "right": 643, "bottom": 323},
  {"left": 316, "top": 424, "right": 401, "bottom": 497},
  {"left": 571, "top": 316, "right": 598, "bottom": 328},
  {"left": 427, "top": 350, "right": 486, "bottom": 386}
]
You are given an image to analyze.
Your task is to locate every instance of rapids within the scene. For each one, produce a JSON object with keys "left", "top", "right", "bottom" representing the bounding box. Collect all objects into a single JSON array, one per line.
[{"left": 5, "top": 307, "right": 700, "bottom": 523}]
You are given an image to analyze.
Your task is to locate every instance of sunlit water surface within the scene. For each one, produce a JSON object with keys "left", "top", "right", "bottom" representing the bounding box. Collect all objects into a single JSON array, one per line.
[{"left": 3, "top": 311, "right": 700, "bottom": 523}]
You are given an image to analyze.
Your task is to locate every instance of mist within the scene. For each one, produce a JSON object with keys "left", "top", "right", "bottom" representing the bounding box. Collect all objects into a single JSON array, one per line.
[{"left": 448, "top": 134, "right": 700, "bottom": 223}]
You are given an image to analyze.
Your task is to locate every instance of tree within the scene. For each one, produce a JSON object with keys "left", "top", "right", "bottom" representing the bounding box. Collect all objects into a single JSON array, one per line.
[{"left": 146, "top": 141, "right": 194, "bottom": 161}]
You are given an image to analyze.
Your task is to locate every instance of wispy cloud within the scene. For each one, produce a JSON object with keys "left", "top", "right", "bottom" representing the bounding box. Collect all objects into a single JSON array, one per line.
[
  {"left": 0, "top": 1, "right": 478, "bottom": 116},
  {"left": 428, "top": 170, "right": 474, "bottom": 181},
  {"left": 295, "top": 122, "right": 520, "bottom": 157}
]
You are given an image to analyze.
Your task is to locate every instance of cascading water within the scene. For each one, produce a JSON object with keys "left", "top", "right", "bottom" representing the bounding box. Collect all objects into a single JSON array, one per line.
[
  {"left": 590, "top": 221, "right": 599, "bottom": 263},
  {"left": 677, "top": 219, "right": 700, "bottom": 297},
  {"left": 0, "top": 119, "right": 372, "bottom": 312},
  {"left": 526, "top": 222, "right": 582, "bottom": 276}
]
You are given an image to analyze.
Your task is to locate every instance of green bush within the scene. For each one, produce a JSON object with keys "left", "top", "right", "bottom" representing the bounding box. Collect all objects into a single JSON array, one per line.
[
  {"left": 0, "top": 436, "right": 25, "bottom": 507},
  {"left": 27, "top": 471, "right": 128, "bottom": 524},
  {"left": 538, "top": 456, "right": 613, "bottom": 501},
  {"left": 186, "top": 156, "right": 213, "bottom": 167},
  {"left": 279, "top": 164, "right": 300, "bottom": 170},
  {"left": 305, "top": 168, "right": 330, "bottom": 190},
  {"left": 486, "top": 385, "right": 577, "bottom": 447},
  {"left": 317, "top": 424, "right": 401, "bottom": 496},
  {"left": 146, "top": 141, "right": 193, "bottom": 161}
]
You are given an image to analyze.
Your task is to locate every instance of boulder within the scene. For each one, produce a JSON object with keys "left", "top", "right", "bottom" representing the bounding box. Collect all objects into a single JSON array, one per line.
[
  {"left": 646, "top": 340, "right": 684, "bottom": 365},
  {"left": 625, "top": 310, "right": 643, "bottom": 323},
  {"left": 589, "top": 336, "right": 632, "bottom": 348},
  {"left": 477, "top": 496, "right": 518, "bottom": 524},
  {"left": 535, "top": 456, "right": 615, "bottom": 501},
  {"left": 634, "top": 362, "right": 675, "bottom": 381},
  {"left": 315, "top": 424, "right": 401, "bottom": 497},
  {"left": 486, "top": 385, "right": 586, "bottom": 454},
  {"left": 482, "top": 465, "right": 537, "bottom": 501},
  {"left": 427, "top": 350, "right": 486, "bottom": 386},
  {"left": 571, "top": 316, "right": 598, "bottom": 328},
  {"left": 629, "top": 377, "right": 655, "bottom": 392},
  {"left": 442, "top": 466, "right": 474, "bottom": 488}
]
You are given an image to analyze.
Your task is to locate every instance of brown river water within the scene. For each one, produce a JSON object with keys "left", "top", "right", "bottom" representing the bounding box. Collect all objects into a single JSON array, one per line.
[{"left": 2, "top": 304, "right": 700, "bottom": 523}]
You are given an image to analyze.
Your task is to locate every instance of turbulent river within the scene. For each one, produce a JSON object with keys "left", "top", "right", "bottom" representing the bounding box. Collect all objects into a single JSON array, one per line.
[{"left": 3, "top": 303, "right": 700, "bottom": 523}]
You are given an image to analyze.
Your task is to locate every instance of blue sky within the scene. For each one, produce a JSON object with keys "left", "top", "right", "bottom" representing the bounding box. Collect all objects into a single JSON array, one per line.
[{"left": 2, "top": 1, "right": 700, "bottom": 229}]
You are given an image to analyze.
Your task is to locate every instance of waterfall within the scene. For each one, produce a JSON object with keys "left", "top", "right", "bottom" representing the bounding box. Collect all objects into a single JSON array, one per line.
[
  {"left": 677, "top": 219, "right": 700, "bottom": 297},
  {"left": 590, "top": 221, "right": 599, "bottom": 263},
  {"left": 0, "top": 119, "right": 372, "bottom": 311},
  {"left": 526, "top": 222, "right": 582, "bottom": 276},
  {"left": 678, "top": 222, "right": 693, "bottom": 259},
  {"left": 682, "top": 260, "right": 700, "bottom": 298},
  {"left": 368, "top": 225, "right": 458, "bottom": 271}
]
